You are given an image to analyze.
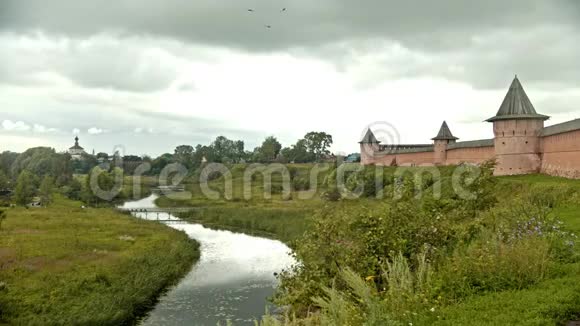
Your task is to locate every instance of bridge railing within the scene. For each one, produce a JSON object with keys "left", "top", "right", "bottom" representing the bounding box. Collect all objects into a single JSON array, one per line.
[{"left": 116, "top": 207, "right": 202, "bottom": 222}]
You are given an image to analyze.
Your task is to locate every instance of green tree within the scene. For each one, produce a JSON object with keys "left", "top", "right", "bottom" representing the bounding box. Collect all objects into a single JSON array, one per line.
[
  {"left": 13, "top": 170, "right": 37, "bottom": 206},
  {"left": 193, "top": 145, "right": 215, "bottom": 165},
  {"left": 9, "top": 147, "right": 73, "bottom": 185},
  {"left": 71, "top": 153, "right": 98, "bottom": 174},
  {"left": 282, "top": 139, "right": 316, "bottom": 163},
  {"left": 174, "top": 145, "right": 195, "bottom": 169},
  {"left": 0, "top": 151, "right": 18, "bottom": 176},
  {"left": 82, "top": 166, "right": 124, "bottom": 206},
  {"left": 254, "top": 136, "right": 282, "bottom": 162},
  {"left": 62, "top": 178, "right": 83, "bottom": 200},
  {"left": 304, "top": 131, "right": 333, "bottom": 161},
  {"left": 0, "top": 210, "right": 6, "bottom": 230},
  {"left": 96, "top": 152, "right": 109, "bottom": 161},
  {"left": 39, "top": 176, "right": 54, "bottom": 206},
  {"left": 0, "top": 170, "right": 10, "bottom": 189},
  {"left": 151, "top": 153, "right": 174, "bottom": 175},
  {"left": 211, "top": 136, "right": 246, "bottom": 163}
]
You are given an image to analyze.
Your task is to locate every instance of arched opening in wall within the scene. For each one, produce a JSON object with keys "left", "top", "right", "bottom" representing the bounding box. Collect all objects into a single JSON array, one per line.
[
  {"left": 525, "top": 130, "right": 527, "bottom": 135},
  {"left": 513, "top": 130, "right": 515, "bottom": 136},
  {"left": 502, "top": 131, "right": 505, "bottom": 137},
  {"left": 525, "top": 141, "right": 528, "bottom": 144}
]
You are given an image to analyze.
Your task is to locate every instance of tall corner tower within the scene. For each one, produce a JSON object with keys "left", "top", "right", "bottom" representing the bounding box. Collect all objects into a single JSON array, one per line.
[
  {"left": 486, "top": 76, "right": 550, "bottom": 175},
  {"left": 359, "top": 128, "right": 380, "bottom": 165},
  {"left": 432, "top": 121, "right": 458, "bottom": 165}
]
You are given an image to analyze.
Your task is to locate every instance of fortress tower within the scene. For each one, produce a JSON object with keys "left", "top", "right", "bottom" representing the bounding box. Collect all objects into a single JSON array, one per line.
[
  {"left": 432, "top": 121, "right": 458, "bottom": 165},
  {"left": 359, "top": 128, "right": 380, "bottom": 165},
  {"left": 486, "top": 76, "right": 550, "bottom": 175}
]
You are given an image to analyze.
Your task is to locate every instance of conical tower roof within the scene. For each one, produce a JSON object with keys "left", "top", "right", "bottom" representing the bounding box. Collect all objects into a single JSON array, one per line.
[
  {"left": 486, "top": 76, "right": 549, "bottom": 122},
  {"left": 359, "top": 128, "right": 380, "bottom": 144},
  {"left": 432, "top": 121, "right": 458, "bottom": 140}
]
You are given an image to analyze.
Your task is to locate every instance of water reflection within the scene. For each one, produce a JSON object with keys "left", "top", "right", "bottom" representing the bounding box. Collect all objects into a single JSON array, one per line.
[{"left": 120, "top": 195, "right": 295, "bottom": 326}]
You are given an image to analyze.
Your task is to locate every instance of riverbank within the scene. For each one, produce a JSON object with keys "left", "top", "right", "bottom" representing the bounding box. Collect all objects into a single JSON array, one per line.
[
  {"left": 122, "top": 194, "right": 295, "bottom": 325},
  {"left": 156, "top": 196, "right": 314, "bottom": 244},
  {"left": 0, "top": 195, "right": 200, "bottom": 325}
]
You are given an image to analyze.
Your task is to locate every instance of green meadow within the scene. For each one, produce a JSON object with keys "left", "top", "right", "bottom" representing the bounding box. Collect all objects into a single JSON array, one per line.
[{"left": 0, "top": 195, "right": 199, "bottom": 325}]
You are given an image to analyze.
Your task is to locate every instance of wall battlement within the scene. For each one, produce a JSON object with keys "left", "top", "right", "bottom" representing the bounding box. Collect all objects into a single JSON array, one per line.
[{"left": 360, "top": 77, "right": 580, "bottom": 178}]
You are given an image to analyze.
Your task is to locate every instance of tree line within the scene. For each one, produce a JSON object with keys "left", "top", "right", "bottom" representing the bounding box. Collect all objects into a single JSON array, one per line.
[
  {"left": 168, "top": 131, "right": 333, "bottom": 171},
  {"left": 0, "top": 131, "right": 334, "bottom": 206}
]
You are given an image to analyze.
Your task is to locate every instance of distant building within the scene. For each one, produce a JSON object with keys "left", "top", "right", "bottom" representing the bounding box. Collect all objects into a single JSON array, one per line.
[
  {"left": 69, "top": 136, "right": 86, "bottom": 160},
  {"left": 345, "top": 153, "right": 361, "bottom": 163},
  {"left": 360, "top": 75, "right": 580, "bottom": 179}
]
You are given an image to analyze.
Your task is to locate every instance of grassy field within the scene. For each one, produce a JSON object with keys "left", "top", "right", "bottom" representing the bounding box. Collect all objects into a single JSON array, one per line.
[
  {"left": 0, "top": 195, "right": 199, "bottom": 325},
  {"left": 498, "top": 174, "right": 580, "bottom": 233},
  {"left": 425, "top": 174, "right": 580, "bottom": 325},
  {"left": 430, "top": 263, "right": 580, "bottom": 325}
]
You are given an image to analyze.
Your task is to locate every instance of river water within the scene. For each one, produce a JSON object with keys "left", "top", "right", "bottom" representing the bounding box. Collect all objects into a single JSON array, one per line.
[{"left": 120, "top": 195, "right": 296, "bottom": 326}]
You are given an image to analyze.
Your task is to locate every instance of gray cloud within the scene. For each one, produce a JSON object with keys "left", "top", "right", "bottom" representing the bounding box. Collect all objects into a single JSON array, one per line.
[
  {"left": 0, "top": 33, "right": 181, "bottom": 92},
  {"left": 0, "top": 0, "right": 579, "bottom": 89},
  {"left": 0, "top": 0, "right": 575, "bottom": 51}
]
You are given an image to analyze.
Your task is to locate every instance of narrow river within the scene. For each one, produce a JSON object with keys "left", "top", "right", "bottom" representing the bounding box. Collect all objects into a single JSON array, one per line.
[{"left": 120, "top": 195, "right": 296, "bottom": 326}]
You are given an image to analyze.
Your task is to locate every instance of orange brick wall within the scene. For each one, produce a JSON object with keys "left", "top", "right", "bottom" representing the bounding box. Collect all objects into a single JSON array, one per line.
[
  {"left": 371, "top": 151, "right": 434, "bottom": 166},
  {"left": 540, "top": 129, "right": 580, "bottom": 179},
  {"left": 367, "top": 147, "right": 494, "bottom": 167},
  {"left": 446, "top": 146, "right": 495, "bottom": 165}
]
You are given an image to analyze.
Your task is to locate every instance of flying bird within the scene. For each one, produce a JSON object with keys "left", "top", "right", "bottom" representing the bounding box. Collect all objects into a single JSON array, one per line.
[
  {"left": 265, "top": 25, "right": 272, "bottom": 28},
  {"left": 281, "top": 8, "right": 286, "bottom": 12},
  {"left": 247, "top": 9, "right": 254, "bottom": 12}
]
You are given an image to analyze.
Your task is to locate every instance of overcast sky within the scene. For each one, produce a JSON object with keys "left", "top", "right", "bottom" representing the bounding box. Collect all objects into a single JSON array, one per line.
[{"left": 1, "top": 0, "right": 579, "bottom": 156}]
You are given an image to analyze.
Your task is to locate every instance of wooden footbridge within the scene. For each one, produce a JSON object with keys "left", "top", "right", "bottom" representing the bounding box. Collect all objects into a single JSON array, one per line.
[{"left": 117, "top": 207, "right": 200, "bottom": 223}]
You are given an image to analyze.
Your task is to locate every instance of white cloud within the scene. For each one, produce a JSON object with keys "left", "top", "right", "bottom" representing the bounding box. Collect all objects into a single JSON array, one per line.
[
  {"left": 87, "top": 127, "right": 106, "bottom": 135},
  {"left": 32, "top": 124, "right": 58, "bottom": 133},
  {"left": 72, "top": 128, "right": 80, "bottom": 134},
  {"left": 2, "top": 120, "right": 31, "bottom": 131}
]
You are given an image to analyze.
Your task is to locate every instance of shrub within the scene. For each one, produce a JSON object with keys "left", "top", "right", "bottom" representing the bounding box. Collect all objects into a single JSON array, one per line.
[
  {"left": 311, "top": 253, "right": 435, "bottom": 326},
  {"left": 292, "top": 176, "right": 310, "bottom": 191},
  {"left": 321, "top": 186, "right": 341, "bottom": 201}
]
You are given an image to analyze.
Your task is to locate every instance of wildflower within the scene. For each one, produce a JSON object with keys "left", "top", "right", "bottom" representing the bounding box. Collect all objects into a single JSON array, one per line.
[{"left": 430, "top": 307, "right": 436, "bottom": 312}]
